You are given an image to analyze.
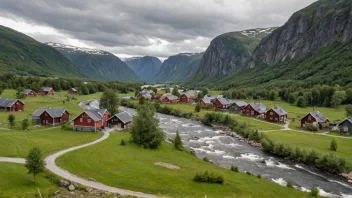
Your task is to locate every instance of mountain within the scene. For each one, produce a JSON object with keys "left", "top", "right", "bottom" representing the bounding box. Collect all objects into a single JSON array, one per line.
[
  {"left": 194, "top": 28, "right": 276, "bottom": 77},
  {"left": 153, "top": 53, "right": 203, "bottom": 83},
  {"left": 47, "top": 43, "right": 140, "bottom": 82},
  {"left": 123, "top": 56, "right": 162, "bottom": 82},
  {"left": 188, "top": 0, "right": 352, "bottom": 90},
  {"left": 248, "top": 0, "right": 352, "bottom": 68},
  {"left": 0, "top": 25, "right": 85, "bottom": 78}
]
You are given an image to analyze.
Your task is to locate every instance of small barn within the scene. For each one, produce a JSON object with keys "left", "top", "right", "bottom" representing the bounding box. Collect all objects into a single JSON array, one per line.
[
  {"left": 300, "top": 111, "right": 330, "bottom": 130},
  {"left": 200, "top": 95, "right": 222, "bottom": 106},
  {"left": 32, "top": 107, "right": 70, "bottom": 125},
  {"left": 213, "top": 98, "right": 234, "bottom": 109},
  {"left": 229, "top": 101, "right": 248, "bottom": 112},
  {"left": 39, "top": 87, "right": 55, "bottom": 95},
  {"left": 20, "top": 89, "right": 36, "bottom": 97},
  {"left": 68, "top": 88, "right": 78, "bottom": 94},
  {"left": 108, "top": 111, "right": 133, "bottom": 129},
  {"left": 160, "top": 93, "right": 178, "bottom": 103},
  {"left": 0, "top": 98, "right": 25, "bottom": 112},
  {"left": 179, "top": 91, "right": 197, "bottom": 103},
  {"left": 136, "top": 91, "right": 153, "bottom": 99},
  {"left": 242, "top": 102, "right": 267, "bottom": 117},
  {"left": 337, "top": 117, "right": 352, "bottom": 134},
  {"left": 72, "top": 109, "right": 110, "bottom": 132},
  {"left": 265, "top": 107, "right": 288, "bottom": 122}
]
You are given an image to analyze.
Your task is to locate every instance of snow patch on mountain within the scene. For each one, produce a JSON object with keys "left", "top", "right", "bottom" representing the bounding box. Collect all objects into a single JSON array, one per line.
[
  {"left": 240, "top": 27, "right": 276, "bottom": 39},
  {"left": 46, "top": 42, "right": 109, "bottom": 55}
]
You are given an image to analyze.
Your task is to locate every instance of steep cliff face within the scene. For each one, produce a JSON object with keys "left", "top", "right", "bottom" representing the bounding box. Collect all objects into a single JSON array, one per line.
[
  {"left": 153, "top": 53, "right": 203, "bottom": 82},
  {"left": 47, "top": 43, "right": 140, "bottom": 82},
  {"left": 124, "top": 56, "right": 162, "bottom": 82},
  {"left": 196, "top": 28, "right": 276, "bottom": 76},
  {"left": 249, "top": 0, "right": 352, "bottom": 67}
]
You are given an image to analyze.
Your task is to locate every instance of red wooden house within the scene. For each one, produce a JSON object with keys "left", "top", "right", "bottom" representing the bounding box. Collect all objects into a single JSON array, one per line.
[
  {"left": 136, "top": 91, "right": 153, "bottom": 99},
  {"left": 242, "top": 102, "right": 267, "bottom": 117},
  {"left": 160, "top": 93, "right": 178, "bottom": 103},
  {"left": 39, "top": 87, "right": 55, "bottom": 95},
  {"left": 264, "top": 107, "right": 288, "bottom": 122},
  {"left": 68, "top": 88, "right": 78, "bottom": 94},
  {"left": 20, "top": 89, "right": 36, "bottom": 97},
  {"left": 300, "top": 111, "right": 330, "bottom": 130},
  {"left": 32, "top": 108, "right": 70, "bottom": 125},
  {"left": 0, "top": 98, "right": 25, "bottom": 111},
  {"left": 179, "top": 91, "right": 197, "bottom": 103},
  {"left": 213, "top": 98, "right": 234, "bottom": 109},
  {"left": 153, "top": 92, "right": 161, "bottom": 100},
  {"left": 73, "top": 109, "right": 110, "bottom": 132}
]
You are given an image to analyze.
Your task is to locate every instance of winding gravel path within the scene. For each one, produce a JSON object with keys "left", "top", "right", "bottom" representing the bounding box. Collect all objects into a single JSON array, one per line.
[{"left": 0, "top": 157, "right": 25, "bottom": 164}]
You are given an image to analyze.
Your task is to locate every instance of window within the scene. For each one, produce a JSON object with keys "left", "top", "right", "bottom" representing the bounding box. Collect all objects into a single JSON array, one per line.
[
  {"left": 251, "top": 111, "right": 254, "bottom": 115},
  {"left": 80, "top": 118, "right": 83, "bottom": 123},
  {"left": 345, "top": 126, "right": 348, "bottom": 132},
  {"left": 308, "top": 115, "right": 311, "bottom": 121},
  {"left": 88, "top": 119, "right": 91, "bottom": 123},
  {"left": 270, "top": 112, "right": 273, "bottom": 115}
]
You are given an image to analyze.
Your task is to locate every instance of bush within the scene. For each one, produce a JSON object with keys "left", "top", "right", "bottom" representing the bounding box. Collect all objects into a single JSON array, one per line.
[
  {"left": 257, "top": 174, "right": 261, "bottom": 179},
  {"left": 193, "top": 171, "right": 224, "bottom": 184},
  {"left": 60, "top": 121, "right": 71, "bottom": 130},
  {"left": 120, "top": 139, "right": 126, "bottom": 146},
  {"left": 230, "top": 166, "right": 239, "bottom": 172},
  {"left": 330, "top": 138, "right": 338, "bottom": 151},
  {"left": 286, "top": 181, "right": 294, "bottom": 188},
  {"left": 310, "top": 187, "right": 319, "bottom": 197},
  {"left": 203, "top": 157, "right": 210, "bottom": 162},
  {"left": 174, "top": 131, "right": 183, "bottom": 151},
  {"left": 306, "top": 125, "right": 318, "bottom": 132},
  {"left": 246, "top": 171, "right": 252, "bottom": 175}
]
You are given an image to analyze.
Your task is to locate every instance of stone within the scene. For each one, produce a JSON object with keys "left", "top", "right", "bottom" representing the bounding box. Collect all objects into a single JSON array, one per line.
[
  {"left": 88, "top": 177, "right": 96, "bottom": 182},
  {"left": 72, "top": 182, "right": 80, "bottom": 189},
  {"left": 58, "top": 180, "right": 70, "bottom": 187},
  {"left": 68, "top": 184, "right": 75, "bottom": 191},
  {"left": 86, "top": 187, "right": 93, "bottom": 193}
]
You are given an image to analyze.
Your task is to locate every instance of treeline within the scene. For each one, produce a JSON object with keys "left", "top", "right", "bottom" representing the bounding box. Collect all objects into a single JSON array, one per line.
[
  {"left": 220, "top": 84, "right": 352, "bottom": 108},
  {"left": 0, "top": 73, "right": 142, "bottom": 96}
]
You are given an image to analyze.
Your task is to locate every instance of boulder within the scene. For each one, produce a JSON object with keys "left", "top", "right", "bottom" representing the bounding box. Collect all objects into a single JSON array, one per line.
[
  {"left": 86, "top": 187, "right": 93, "bottom": 193},
  {"left": 58, "top": 180, "right": 70, "bottom": 187},
  {"left": 68, "top": 184, "right": 75, "bottom": 191},
  {"left": 72, "top": 182, "right": 80, "bottom": 189}
]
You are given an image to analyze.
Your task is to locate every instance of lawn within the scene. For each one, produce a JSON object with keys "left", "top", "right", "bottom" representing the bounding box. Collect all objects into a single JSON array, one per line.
[
  {"left": 57, "top": 133, "right": 307, "bottom": 198},
  {"left": 0, "top": 163, "right": 61, "bottom": 198},
  {"left": 264, "top": 131, "right": 352, "bottom": 164}
]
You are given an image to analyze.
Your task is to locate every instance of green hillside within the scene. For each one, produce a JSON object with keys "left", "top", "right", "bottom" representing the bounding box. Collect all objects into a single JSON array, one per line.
[{"left": 0, "top": 25, "right": 85, "bottom": 78}]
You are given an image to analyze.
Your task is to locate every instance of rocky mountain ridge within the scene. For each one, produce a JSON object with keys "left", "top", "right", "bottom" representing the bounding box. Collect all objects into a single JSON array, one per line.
[{"left": 123, "top": 56, "right": 162, "bottom": 82}]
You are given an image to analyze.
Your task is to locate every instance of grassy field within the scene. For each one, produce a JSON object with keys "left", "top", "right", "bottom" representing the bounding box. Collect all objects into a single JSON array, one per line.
[
  {"left": 0, "top": 163, "right": 60, "bottom": 198},
  {"left": 57, "top": 133, "right": 307, "bottom": 198},
  {"left": 264, "top": 131, "right": 352, "bottom": 164}
]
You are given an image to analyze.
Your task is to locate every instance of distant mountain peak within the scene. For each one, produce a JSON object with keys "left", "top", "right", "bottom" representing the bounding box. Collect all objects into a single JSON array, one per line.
[
  {"left": 240, "top": 27, "right": 277, "bottom": 40},
  {"left": 46, "top": 42, "right": 109, "bottom": 56}
]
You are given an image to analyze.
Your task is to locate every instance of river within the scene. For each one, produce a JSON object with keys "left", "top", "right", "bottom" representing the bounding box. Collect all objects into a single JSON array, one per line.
[{"left": 84, "top": 100, "right": 352, "bottom": 197}]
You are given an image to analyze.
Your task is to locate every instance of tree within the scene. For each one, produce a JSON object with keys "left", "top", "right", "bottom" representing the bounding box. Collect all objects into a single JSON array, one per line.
[
  {"left": 345, "top": 105, "right": 352, "bottom": 117},
  {"left": 8, "top": 114, "right": 15, "bottom": 129},
  {"left": 268, "top": 90, "right": 278, "bottom": 101},
  {"left": 330, "top": 138, "right": 338, "bottom": 151},
  {"left": 139, "top": 97, "right": 146, "bottom": 105},
  {"left": 346, "top": 88, "right": 352, "bottom": 103},
  {"left": 135, "top": 90, "right": 140, "bottom": 97},
  {"left": 174, "top": 130, "right": 183, "bottom": 150},
  {"left": 330, "top": 91, "right": 346, "bottom": 108},
  {"left": 100, "top": 89, "right": 119, "bottom": 115},
  {"left": 25, "top": 147, "right": 45, "bottom": 183},
  {"left": 152, "top": 87, "right": 158, "bottom": 93},
  {"left": 21, "top": 119, "right": 29, "bottom": 130},
  {"left": 16, "top": 87, "right": 25, "bottom": 98},
  {"left": 172, "top": 86, "right": 180, "bottom": 97},
  {"left": 296, "top": 96, "right": 306, "bottom": 108},
  {"left": 195, "top": 103, "right": 201, "bottom": 112},
  {"left": 288, "top": 93, "right": 297, "bottom": 104},
  {"left": 130, "top": 104, "right": 164, "bottom": 149},
  {"left": 79, "top": 84, "right": 89, "bottom": 95},
  {"left": 165, "top": 88, "right": 170, "bottom": 93},
  {"left": 201, "top": 88, "right": 209, "bottom": 97}
]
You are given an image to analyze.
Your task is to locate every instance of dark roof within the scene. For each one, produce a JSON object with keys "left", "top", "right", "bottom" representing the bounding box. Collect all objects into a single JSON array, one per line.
[
  {"left": 139, "top": 91, "right": 153, "bottom": 99},
  {"left": 84, "top": 109, "right": 108, "bottom": 121},
  {"left": 304, "top": 111, "right": 328, "bottom": 123},
  {"left": 21, "top": 89, "right": 34, "bottom": 95},
  {"left": 337, "top": 117, "right": 352, "bottom": 126},
  {"left": 250, "top": 102, "right": 267, "bottom": 113},
  {"left": 216, "top": 97, "right": 234, "bottom": 106},
  {"left": 161, "top": 93, "right": 178, "bottom": 100},
  {"left": 109, "top": 111, "right": 133, "bottom": 123},
  {"left": 0, "top": 98, "right": 23, "bottom": 107},
  {"left": 42, "top": 87, "right": 53, "bottom": 92},
  {"left": 202, "top": 95, "right": 223, "bottom": 104},
  {"left": 232, "top": 101, "right": 247, "bottom": 107},
  {"left": 271, "top": 106, "right": 288, "bottom": 116},
  {"left": 32, "top": 108, "right": 67, "bottom": 118}
]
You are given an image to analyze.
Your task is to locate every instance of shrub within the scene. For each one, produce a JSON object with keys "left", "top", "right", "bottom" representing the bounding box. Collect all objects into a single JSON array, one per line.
[
  {"left": 286, "top": 181, "right": 294, "bottom": 188},
  {"left": 203, "top": 157, "right": 210, "bottom": 162},
  {"left": 195, "top": 103, "right": 201, "bottom": 112},
  {"left": 310, "top": 187, "right": 319, "bottom": 197},
  {"left": 330, "top": 138, "right": 338, "bottom": 151},
  {"left": 246, "top": 171, "right": 252, "bottom": 175},
  {"left": 60, "top": 121, "right": 71, "bottom": 130},
  {"left": 257, "top": 174, "right": 261, "bottom": 179},
  {"left": 174, "top": 131, "right": 183, "bottom": 151},
  {"left": 306, "top": 125, "right": 318, "bottom": 132},
  {"left": 230, "top": 166, "right": 239, "bottom": 172},
  {"left": 120, "top": 139, "right": 126, "bottom": 146},
  {"left": 193, "top": 171, "right": 224, "bottom": 184}
]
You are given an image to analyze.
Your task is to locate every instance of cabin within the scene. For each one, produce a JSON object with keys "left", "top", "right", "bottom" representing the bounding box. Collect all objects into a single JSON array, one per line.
[
  {"left": 300, "top": 111, "right": 330, "bottom": 130},
  {"left": 39, "top": 87, "right": 55, "bottom": 95},
  {"left": 160, "top": 93, "right": 178, "bottom": 103},
  {"left": 20, "top": 89, "right": 36, "bottom": 97},
  {"left": 337, "top": 117, "right": 352, "bottom": 134},
  {"left": 200, "top": 95, "right": 222, "bottom": 107},
  {"left": 73, "top": 109, "right": 110, "bottom": 132},
  {"left": 242, "top": 102, "right": 267, "bottom": 117},
  {"left": 213, "top": 98, "right": 234, "bottom": 109},
  {"left": 0, "top": 98, "right": 25, "bottom": 112},
  {"left": 153, "top": 92, "right": 161, "bottom": 100},
  {"left": 108, "top": 111, "right": 133, "bottom": 129},
  {"left": 229, "top": 101, "right": 248, "bottom": 112},
  {"left": 32, "top": 108, "right": 70, "bottom": 125},
  {"left": 265, "top": 107, "right": 288, "bottom": 123},
  {"left": 179, "top": 91, "right": 197, "bottom": 103},
  {"left": 136, "top": 91, "right": 153, "bottom": 100},
  {"left": 68, "top": 88, "right": 78, "bottom": 94}
]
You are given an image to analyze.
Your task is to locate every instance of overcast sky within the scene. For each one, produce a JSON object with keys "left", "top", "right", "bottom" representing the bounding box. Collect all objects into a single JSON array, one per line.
[{"left": 0, "top": 0, "right": 316, "bottom": 60}]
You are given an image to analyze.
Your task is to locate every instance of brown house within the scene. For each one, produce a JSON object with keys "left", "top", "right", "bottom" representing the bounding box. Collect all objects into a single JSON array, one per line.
[
  {"left": 300, "top": 111, "right": 330, "bottom": 129},
  {"left": 20, "top": 89, "right": 37, "bottom": 97},
  {"left": 68, "top": 88, "right": 78, "bottom": 94},
  {"left": 153, "top": 92, "right": 161, "bottom": 100},
  {"left": 160, "top": 93, "right": 178, "bottom": 103},
  {"left": 39, "top": 87, "right": 55, "bottom": 95},
  {"left": 32, "top": 108, "right": 70, "bottom": 125},
  {"left": 179, "top": 91, "right": 197, "bottom": 103},
  {"left": 73, "top": 109, "right": 109, "bottom": 132},
  {"left": 265, "top": 107, "right": 288, "bottom": 122},
  {"left": 213, "top": 98, "right": 234, "bottom": 109},
  {"left": 0, "top": 98, "right": 25, "bottom": 111},
  {"left": 242, "top": 103, "right": 267, "bottom": 117}
]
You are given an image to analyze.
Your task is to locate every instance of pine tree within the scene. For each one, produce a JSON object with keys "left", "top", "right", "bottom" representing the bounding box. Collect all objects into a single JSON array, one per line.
[
  {"left": 25, "top": 147, "right": 45, "bottom": 183},
  {"left": 195, "top": 103, "right": 201, "bottom": 112},
  {"left": 8, "top": 114, "right": 15, "bottom": 129},
  {"left": 174, "top": 130, "right": 183, "bottom": 150},
  {"left": 330, "top": 138, "right": 338, "bottom": 151},
  {"left": 22, "top": 119, "right": 29, "bottom": 130}
]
